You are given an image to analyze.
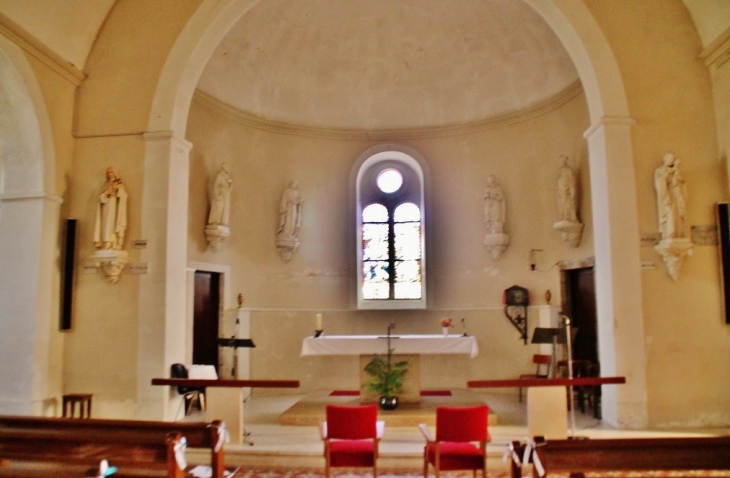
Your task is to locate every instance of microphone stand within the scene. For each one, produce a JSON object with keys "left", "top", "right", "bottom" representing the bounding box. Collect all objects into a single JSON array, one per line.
[{"left": 562, "top": 315, "right": 577, "bottom": 438}]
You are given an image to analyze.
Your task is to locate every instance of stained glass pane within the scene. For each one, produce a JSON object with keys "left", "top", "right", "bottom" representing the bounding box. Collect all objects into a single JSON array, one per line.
[
  {"left": 363, "top": 261, "right": 390, "bottom": 299},
  {"left": 363, "top": 203, "right": 388, "bottom": 223},
  {"left": 394, "top": 202, "right": 420, "bottom": 222},
  {"left": 363, "top": 224, "right": 389, "bottom": 260},
  {"left": 377, "top": 169, "right": 403, "bottom": 193},
  {"left": 394, "top": 260, "right": 422, "bottom": 299},
  {"left": 394, "top": 223, "right": 421, "bottom": 260}
]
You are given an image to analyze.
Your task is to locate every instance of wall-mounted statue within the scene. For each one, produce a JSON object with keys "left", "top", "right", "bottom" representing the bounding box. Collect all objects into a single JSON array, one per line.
[
  {"left": 91, "top": 167, "right": 129, "bottom": 283},
  {"left": 483, "top": 175, "right": 506, "bottom": 234},
  {"left": 553, "top": 155, "right": 583, "bottom": 247},
  {"left": 276, "top": 180, "right": 303, "bottom": 261},
  {"left": 205, "top": 163, "right": 233, "bottom": 251},
  {"left": 655, "top": 152, "right": 687, "bottom": 240},
  {"left": 94, "top": 167, "right": 128, "bottom": 250},
  {"left": 482, "top": 175, "right": 509, "bottom": 260},
  {"left": 653, "top": 152, "right": 693, "bottom": 280}
]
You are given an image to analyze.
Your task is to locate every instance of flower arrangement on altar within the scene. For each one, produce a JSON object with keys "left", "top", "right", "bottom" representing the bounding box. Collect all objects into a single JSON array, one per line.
[{"left": 440, "top": 317, "right": 453, "bottom": 328}]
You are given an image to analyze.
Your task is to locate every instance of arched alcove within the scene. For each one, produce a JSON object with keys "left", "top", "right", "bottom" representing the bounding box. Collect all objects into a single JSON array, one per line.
[
  {"left": 143, "top": 0, "right": 646, "bottom": 427},
  {"left": 0, "top": 36, "right": 61, "bottom": 415}
]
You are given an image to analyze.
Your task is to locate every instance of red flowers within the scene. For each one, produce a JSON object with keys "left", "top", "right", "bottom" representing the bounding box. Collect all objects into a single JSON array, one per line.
[{"left": 440, "top": 317, "right": 453, "bottom": 327}]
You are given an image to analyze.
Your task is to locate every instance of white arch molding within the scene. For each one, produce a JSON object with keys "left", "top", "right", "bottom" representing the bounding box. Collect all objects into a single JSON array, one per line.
[
  {"left": 0, "top": 35, "right": 62, "bottom": 415},
  {"left": 145, "top": 0, "right": 647, "bottom": 427}
]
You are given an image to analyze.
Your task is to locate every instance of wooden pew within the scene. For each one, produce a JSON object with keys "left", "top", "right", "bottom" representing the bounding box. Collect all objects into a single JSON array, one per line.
[
  {"left": 509, "top": 435, "right": 730, "bottom": 478},
  {"left": 0, "top": 427, "right": 184, "bottom": 477},
  {"left": 0, "top": 416, "right": 237, "bottom": 477}
]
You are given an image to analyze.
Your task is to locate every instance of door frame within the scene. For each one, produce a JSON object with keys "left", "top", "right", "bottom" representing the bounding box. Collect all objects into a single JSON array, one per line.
[{"left": 187, "top": 262, "right": 231, "bottom": 366}]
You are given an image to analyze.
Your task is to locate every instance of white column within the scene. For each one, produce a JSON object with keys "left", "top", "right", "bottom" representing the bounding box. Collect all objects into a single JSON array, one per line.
[
  {"left": 136, "top": 132, "right": 191, "bottom": 420},
  {"left": 0, "top": 193, "right": 61, "bottom": 414},
  {"left": 584, "top": 117, "right": 648, "bottom": 428}
]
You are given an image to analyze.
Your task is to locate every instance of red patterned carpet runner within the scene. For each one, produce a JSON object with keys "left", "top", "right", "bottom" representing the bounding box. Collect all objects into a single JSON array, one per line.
[
  {"left": 234, "top": 467, "right": 728, "bottom": 478},
  {"left": 329, "top": 390, "right": 452, "bottom": 397}
]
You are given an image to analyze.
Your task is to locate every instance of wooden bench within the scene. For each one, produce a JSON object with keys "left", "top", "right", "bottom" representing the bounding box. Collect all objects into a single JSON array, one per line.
[
  {"left": 0, "top": 416, "right": 237, "bottom": 477},
  {"left": 0, "top": 427, "right": 184, "bottom": 477},
  {"left": 508, "top": 435, "right": 730, "bottom": 478}
]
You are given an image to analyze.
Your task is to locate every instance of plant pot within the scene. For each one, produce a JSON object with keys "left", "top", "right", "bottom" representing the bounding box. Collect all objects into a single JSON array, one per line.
[
  {"left": 442, "top": 327, "right": 449, "bottom": 336},
  {"left": 379, "top": 396, "right": 399, "bottom": 410}
]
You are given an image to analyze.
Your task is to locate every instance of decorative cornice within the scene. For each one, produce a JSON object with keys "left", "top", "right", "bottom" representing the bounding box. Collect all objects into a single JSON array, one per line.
[
  {"left": 583, "top": 116, "right": 636, "bottom": 139},
  {"left": 142, "top": 130, "right": 193, "bottom": 152},
  {"left": 701, "top": 26, "right": 730, "bottom": 69},
  {"left": 0, "top": 190, "right": 63, "bottom": 204},
  {"left": 0, "top": 12, "right": 86, "bottom": 86},
  {"left": 193, "top": 81, "right": 585, "bottom": 140}
]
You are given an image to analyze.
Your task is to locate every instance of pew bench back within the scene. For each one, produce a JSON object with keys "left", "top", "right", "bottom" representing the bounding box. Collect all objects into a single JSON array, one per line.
[
  {"left": 511, "top": 436, "right": 730, "bottom": 478},
  {"left": 0, "top": 416, "right": 232, "bottom": 477},
  {"left": 0, "top": 428, "right": 184, "bottom": 477}
]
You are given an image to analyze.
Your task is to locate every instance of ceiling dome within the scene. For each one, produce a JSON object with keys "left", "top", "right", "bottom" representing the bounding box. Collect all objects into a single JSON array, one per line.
[{"left": 197, "top": 0, "right": 579, "bottom": 131}]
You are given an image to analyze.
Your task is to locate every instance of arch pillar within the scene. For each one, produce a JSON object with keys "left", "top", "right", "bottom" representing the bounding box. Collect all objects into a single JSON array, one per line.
[
  {"left": 136, "top": 131, "right": 192, "bottom": 420},
  {"left": 584, "top": 117, "right": 647, "bottom": 428}
]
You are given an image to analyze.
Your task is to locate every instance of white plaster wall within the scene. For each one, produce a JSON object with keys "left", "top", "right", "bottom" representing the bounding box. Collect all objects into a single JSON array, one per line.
[{"left": 185, "top": 88, "right": 594, "bottom": 394}]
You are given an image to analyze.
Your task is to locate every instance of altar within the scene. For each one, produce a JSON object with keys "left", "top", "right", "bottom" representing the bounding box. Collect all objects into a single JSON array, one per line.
[{"left": 300, "top": 334, "right": 479, "bottom": 403}]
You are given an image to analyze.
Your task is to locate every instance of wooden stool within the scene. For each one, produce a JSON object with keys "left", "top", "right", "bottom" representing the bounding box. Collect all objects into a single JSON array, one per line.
[{"left": 62, "top": 393, "right": 92, "bottom": 418}]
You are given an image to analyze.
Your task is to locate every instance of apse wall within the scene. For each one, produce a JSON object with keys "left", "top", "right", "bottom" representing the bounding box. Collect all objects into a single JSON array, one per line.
[{"left": 185, "top": 86, "right": 593, "bottom": 392}]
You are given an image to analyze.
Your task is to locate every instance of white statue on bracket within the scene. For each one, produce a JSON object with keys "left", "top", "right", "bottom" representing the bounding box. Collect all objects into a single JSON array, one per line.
[
  {"left": 276, "top": 180, "right": 303, "bottom": 261},
  {"left": 482, "top": 175, "right": 510, "bottom": 260},
  {"left": 205, "top": 163, "right": 233, "bottom": 251},
  {"left": 553, "top": 155, "right": 584, "bottom": 247},
  {"left": 653, "top": 152, "right": 693, "bottom": 280},
  {"left": 91, "top": 167, "right": 129, "bottom": 283}
]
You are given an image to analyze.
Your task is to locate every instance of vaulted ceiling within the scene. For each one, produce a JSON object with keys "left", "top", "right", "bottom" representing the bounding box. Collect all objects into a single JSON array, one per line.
[{"left": 197, "top": 0, "right": 579, "bottom": 130}]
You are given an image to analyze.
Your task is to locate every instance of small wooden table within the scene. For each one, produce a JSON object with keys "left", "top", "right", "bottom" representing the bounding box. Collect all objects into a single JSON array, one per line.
[{"left": 152, "top": 378, "right": 299, "bottom": 444}]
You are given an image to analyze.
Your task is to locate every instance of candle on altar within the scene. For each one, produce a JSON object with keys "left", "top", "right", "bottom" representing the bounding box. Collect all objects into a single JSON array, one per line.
[{"left": 315, "top": 313, "right": 323, "bottom": 331}]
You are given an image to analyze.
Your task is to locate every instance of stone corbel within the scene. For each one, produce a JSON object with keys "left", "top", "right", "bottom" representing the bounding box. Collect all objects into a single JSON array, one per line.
[
  {"left": 205, "top": 224, "right": 230, "bottom": 252},
  {"left": 484, "top": 233, "right": 510, "bottom": 261},
  {"left": 553, "top": 220, "right": 584, "bottom": 248},
  {"left": 654, "top": 238, "right": 694, "bottom": 280},
  {"left": 91, "top": 249, "right": 129, "bottom": 283},
  {"left": 276, "top": 237, "right": 299, "bottom": 262}
]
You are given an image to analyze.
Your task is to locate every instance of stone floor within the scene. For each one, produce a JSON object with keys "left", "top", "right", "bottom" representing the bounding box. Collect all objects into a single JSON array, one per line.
[{"left": 182, "top": 389, "right": 728, "bottom": 470}]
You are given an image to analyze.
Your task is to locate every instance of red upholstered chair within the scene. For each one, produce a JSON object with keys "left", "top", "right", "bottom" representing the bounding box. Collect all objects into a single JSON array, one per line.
[
  {"left": 418, "top": 405, "right": 490, "bottom": 478},
  {"left": 319, "top": 404, "right": 384, "bottom": 478}
]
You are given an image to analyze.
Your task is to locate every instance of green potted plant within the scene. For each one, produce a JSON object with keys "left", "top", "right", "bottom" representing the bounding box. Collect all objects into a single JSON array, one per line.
[{"left": 364, "top": 347, "right": 409, "bottom": 410}]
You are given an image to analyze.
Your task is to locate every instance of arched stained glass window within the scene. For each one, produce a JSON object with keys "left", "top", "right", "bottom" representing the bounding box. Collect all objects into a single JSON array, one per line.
[{"left": 355, "top": 149, "right": 427, "bottom": 309}]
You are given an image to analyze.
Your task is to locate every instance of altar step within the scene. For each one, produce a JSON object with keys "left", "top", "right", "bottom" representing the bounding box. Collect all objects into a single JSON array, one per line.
[{"left": 278, "top": 389, "right": 498, "bottom": 427}]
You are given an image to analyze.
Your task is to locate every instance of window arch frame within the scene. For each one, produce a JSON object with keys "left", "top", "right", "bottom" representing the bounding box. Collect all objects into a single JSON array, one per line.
[{"left": 355, "top": 149, "right": 427, "bottom": 310}]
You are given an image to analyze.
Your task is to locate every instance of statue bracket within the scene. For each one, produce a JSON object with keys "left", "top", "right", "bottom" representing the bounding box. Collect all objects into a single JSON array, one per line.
[
  {"left": 90, "top": 249, "right": 129, "bottom": 283},
  {"left": 276, "top": 237, "right": 299, "bottom": 262},
  {"left": 553, "top": 220, "right": 584, "bottom": 248},
  {"left": 205, "top": 224, "right": 230, "bottom": 252},
  {"left": 484, "top": 233, "right": 510, "bottom": 261},
  {"left": 654, "top": 237, "right": 694, "bottom": 280}
]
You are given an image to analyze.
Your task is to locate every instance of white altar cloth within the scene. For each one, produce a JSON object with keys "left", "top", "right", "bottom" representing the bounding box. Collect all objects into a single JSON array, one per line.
[{"left": 300, "top": 334, "right": 479, "bottom": 358}]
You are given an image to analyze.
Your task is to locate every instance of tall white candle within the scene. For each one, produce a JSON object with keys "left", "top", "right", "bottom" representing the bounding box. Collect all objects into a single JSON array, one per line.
[{"left": 315, "top": 313, "right": 323, "bottom": 331}]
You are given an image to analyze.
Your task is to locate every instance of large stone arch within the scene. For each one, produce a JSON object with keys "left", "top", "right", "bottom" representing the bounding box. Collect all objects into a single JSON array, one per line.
[
  {"left": 0, "top": 34, "right": 61, "bottom": 415},
  {"left": 143, "top": 0, "right": 646, "bottom": 426}
]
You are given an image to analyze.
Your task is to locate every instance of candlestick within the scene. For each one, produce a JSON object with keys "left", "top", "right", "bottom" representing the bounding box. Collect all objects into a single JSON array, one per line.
[{"left": 315, "top": 313, "right": 323, "bottom": 331}]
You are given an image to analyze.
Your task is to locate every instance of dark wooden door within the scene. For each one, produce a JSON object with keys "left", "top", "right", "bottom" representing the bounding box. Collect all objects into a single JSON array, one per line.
[
  {"left": 193, "top": 271, "right": 220, "bottom": 371},
  {"left": 563, "top": 267, "right": 598, "bottom": 363}
]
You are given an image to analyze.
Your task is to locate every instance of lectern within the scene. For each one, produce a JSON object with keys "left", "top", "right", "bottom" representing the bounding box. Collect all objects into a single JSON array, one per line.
[
  {"left": 217, "top": 337, "right": 255, "bottom": 379},
  {"left": 530, "top": 327, "right": 577, "bottom": 377}
]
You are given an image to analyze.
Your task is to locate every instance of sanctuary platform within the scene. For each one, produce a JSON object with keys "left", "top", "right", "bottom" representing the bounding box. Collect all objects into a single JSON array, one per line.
[{"left": 278, "top": 388, "right": 497, "bottom": 426}]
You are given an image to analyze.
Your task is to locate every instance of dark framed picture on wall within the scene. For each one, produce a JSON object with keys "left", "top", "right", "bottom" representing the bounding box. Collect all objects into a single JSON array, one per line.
[{"left": 716, "top": 203, "right": 730, "bottom": 324}]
